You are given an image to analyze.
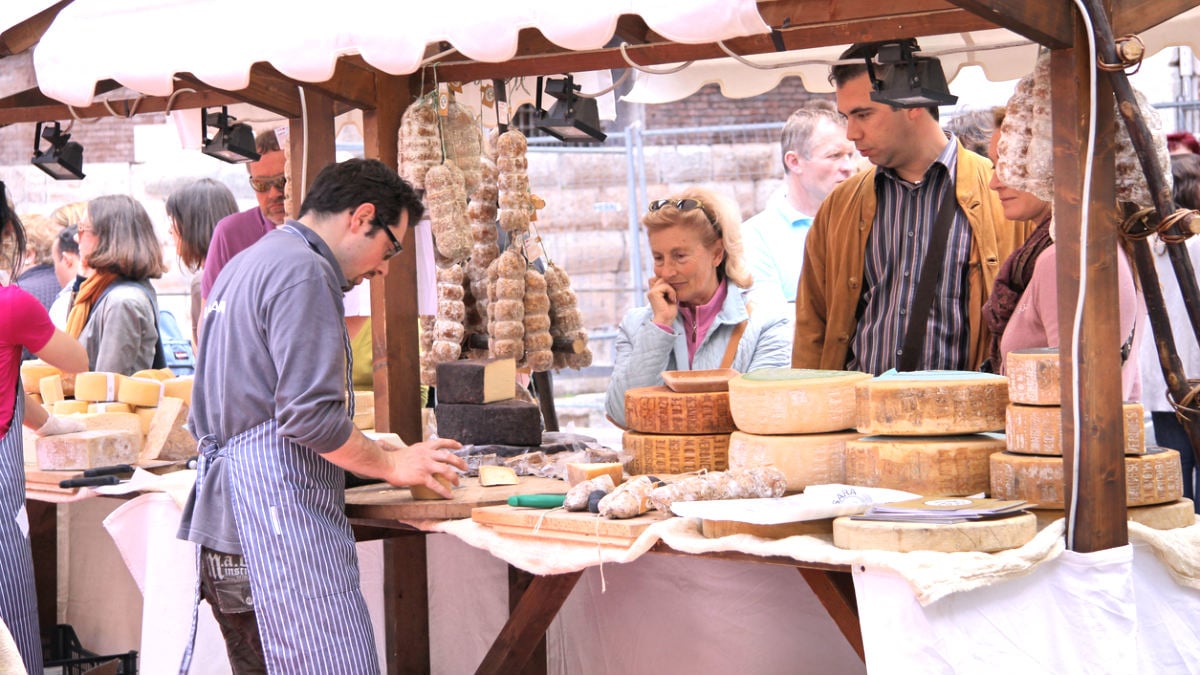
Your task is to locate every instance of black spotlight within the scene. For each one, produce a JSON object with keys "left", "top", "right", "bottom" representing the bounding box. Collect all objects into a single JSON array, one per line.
[
  {"left": 860, "top": 39, "right": 958, "bottom": 109},
  {"left": 201, "top": 106, "right": 260, "bottom": 163},
  {"left": 536, "top": 75, "right": 606, "bottom": 143},
  {"left": 32, "top": 121, "right": 85, "bottom": 180}
]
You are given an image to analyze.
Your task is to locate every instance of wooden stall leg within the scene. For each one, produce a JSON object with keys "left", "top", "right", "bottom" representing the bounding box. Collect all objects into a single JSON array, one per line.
[
  {"left": 508, "top": 566, "right": 547, "bottom": 675},
  {"left": 26, "top": 499, "right": 56, "bottom": 656},
  {"left": 797, "top": 568, "right": 864, "bottom": 662},
  {"left": 383, "top": 533, "right": 430, "bottom": 675},
  {"left": 475, "top": 570, "right": 583, "bottom": 675},
  {"left": 530, "top": 371, "right": 559, "bottom": 432}
]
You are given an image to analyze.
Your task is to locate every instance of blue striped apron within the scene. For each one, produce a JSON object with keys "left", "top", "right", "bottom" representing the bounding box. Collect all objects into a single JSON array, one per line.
[{"left": 0, "top": 379, "right": 43, "bottom": 675}]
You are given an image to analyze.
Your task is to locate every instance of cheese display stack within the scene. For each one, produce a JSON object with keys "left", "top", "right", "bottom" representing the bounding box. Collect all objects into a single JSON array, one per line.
[
  {"left": 992, "top": 348, "right": 1185, "bottom": 521},
  {"left": 844, "top": 370, "right": 1010, "bottom": 497},
  {"left": 725, "top": 369, "right": 870, "bottom": 493},
  {"left": 623, "top": 373, "right": 741, "bottom": 474},
  {"left": 29, "top": 368, "right": 196, "bottom": 470},
  {"left": 434, "top": 358, "right": 544, "bottom": 446}
]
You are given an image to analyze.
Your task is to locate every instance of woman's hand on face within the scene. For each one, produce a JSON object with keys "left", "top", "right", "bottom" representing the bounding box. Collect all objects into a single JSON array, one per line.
[{"left": 647, "top": 276, "right": 678, "bottom": 326}]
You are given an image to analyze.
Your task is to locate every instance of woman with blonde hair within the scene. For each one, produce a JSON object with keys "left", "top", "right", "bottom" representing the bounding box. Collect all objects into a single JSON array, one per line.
[
  {"left": 67, "top": 194, "right": 167, "bottom": 374},
  {"left": 605, "top": 187, "right": 792, "bottom": 426}
]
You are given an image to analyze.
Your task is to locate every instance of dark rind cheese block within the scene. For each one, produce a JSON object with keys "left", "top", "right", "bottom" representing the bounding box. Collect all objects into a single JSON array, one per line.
[
  {"left": 436, "top": 399, "right": 541, "bottom": 446},
  {"left": 436, "top": 358, "right": 517, "bottom": 404}
]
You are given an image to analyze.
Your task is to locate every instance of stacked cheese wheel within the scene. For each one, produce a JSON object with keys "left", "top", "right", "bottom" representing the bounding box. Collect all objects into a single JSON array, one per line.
[
  {"left": 845, "top": 370, "right": 1010, "bottom": 497},
  {"left": 992, "top": 348, "right": 1185, "bottom": 524},
  {"left": 23, "top": 364, "right": 195, "bottom": 471},
  {"left": 725, "top": 369, "right": 871, "bottom": 493},
  {"left": 623, "top": 381, "right": 737, "bottom": 474}
]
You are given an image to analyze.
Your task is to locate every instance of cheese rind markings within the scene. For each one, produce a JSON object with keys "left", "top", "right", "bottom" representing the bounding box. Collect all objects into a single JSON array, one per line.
[
  {"left": 1006, "top": 347, "right": 1061, "bottom": 405},
  {"left": 727, "top": 369, "right": 869, "bottom": 434},
  {"left": 728, "top": 430, "right": 861, "bottom": 493},
  {"left": 624, "top": 385, "right": 734, "bottom": 435},
  {"left": 856, "top": 370, "right": 1008, "bottom": 436},
  {"left": 989, "top": 448, "right": 1182, "bottom": 509},
  {"left": 1006, "top": 402, "right": 1145, "bottom": 456},
  {"left": 844, "top": 433, "right": 1006, "bottom": 497},
  {"left": 624, "top": 431, "right": 730, "bottom": 474}
]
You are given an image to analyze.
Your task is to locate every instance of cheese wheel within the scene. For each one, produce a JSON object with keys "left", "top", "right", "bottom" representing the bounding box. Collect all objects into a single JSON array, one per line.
[
  {"left": 1006, "top": 347, "right": 1060, "bottom": 405},
  {"left": 1006, "top": 402, "right": 1145, "bottom": 456},
  {"left": 989, "top": 448, "right": 1182, "bottom": 509},
  {"left": 53, "top": 400, "right": 89, "bottom": 415},
  {"left": 856, "top": 370, "right": 1008, "bottom": 436},
  {"left": 164, "top": 376, "right": 194, "bottom": 406},
  {"left": 624, "top": 386, "right": 734, "bottom": 435},
  {"left": 844, "top": 433, "right": 1006, "bottom": 497},
  {"left": 832, "top": 512, "right": 1037, "bottom": 553},
  {"left": 728, "top": 430, "right": 861, "bottom": 493},
  {"left": 20, "top": 361, "right": 59, "bottom": 394},
  {"left": 118, "top": 377, "right": 164, "bottom": 408},
  {"left": 74, "top": 372, "right": 124, "bottom": 402},
  {"left": 132, "top": 368, "right": 173, "bottom": 382},
  {"left": 88, "top": 402, "right": 132, "bottom": 414},
  {"left": 728, "top": 369, "right": 869, "bottom": 434},
  {"left": 1032, "top": 498, "right": 1197, "bottom": 531},
  {"left": 624, "top": 431, "right": 729, "bottom": 474}
]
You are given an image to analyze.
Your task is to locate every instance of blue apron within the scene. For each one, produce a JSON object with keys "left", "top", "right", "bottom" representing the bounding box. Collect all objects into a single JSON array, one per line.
[{"left": 0, "top": 380, "right": 43, "bottom": 675}]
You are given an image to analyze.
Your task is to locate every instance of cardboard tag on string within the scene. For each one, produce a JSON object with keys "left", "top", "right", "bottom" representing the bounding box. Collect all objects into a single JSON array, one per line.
[
  {"left": 437, "top": 83, "right": 451, "bottom": 117},
  {"left": 522, "top": 223, "right": 545, "bottom": 263},
  {"left": 481, "top": 82, "right": 496, "bottom": 108}
]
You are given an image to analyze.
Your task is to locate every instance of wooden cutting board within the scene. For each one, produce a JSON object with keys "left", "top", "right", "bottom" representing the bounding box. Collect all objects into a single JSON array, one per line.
[
  {"left": 345, "top": 476, "right": 568, "bottom": 520},
  {"left": 472, "top": 505, "right": 671, "bottom": 547},
  {"left": 24, "top": 465, "right": 85, "bottom": 498}
]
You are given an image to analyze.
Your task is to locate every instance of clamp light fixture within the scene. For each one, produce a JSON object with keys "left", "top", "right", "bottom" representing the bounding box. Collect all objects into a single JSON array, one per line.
[
  {"left": 536, "top": 75, "right": 607, "bottom": 143},
  {"left": 201, "top": 106, "right": 260, "bottom": 163},
  {"left": 32, "top": 121, "right": 85, "bottom": 180},
  {"left": 858, "top": 39, "right": 958, "bottom": 109}
]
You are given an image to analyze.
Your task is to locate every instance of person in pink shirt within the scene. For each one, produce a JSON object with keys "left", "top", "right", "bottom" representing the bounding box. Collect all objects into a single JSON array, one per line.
[{"left": 605, "top": 187, "right": 792, "bottom": 427}]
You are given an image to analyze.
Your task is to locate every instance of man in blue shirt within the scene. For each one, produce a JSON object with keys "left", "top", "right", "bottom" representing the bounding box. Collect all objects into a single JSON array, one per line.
[{"left": 743, "top": 100, "right": 858, "bottom": 309}]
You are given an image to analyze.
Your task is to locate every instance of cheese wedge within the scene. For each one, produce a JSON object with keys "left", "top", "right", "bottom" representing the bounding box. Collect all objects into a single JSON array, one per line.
[
  {"left": 20, "top": 361, "right": 59, "bottom": 394},
  {"left": 39, "top": 375, "right": 65, "bottom": 405},
  {"left": 728, "top": 369, "right": 870, "bottom": 435},
  {"left": 163, "top": 376, "right": 194, "bottom": 406},
  {"left": 856, "top": 370, "right": 1008, "bottom": 436},
  {"left": 565, "top": 462, "right": 624, "bottom": 487}
]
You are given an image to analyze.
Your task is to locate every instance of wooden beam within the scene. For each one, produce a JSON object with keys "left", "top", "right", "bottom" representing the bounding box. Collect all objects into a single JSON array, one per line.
[
  {"left": 1113, "top": 0, "right": 1198, "bottom": 34},
  {"left": 0, "top": 87, "right": 238, "bottom": 126},
  {"left": 475, "top": 571, "right": 583, "bottom": 675},
  {"left": 0, "top": 0, "right": 70, "bottom": 57},
  {"left": 307, "top": 58, "right": 380, "bottom": 111},
  {"left": 432, "top": 9, "right": 995, "bottom": 83},
  {"left": 176, "top": 66, "right": 303, "bottom": 119},
  {"left": 797, "top": 569, "right": 865, "bottom": 662},
  {"left": 946, "top": 0, "right": 1074, "bottom": 48},
  {"left": 382, "top": 534, "right": 431, "bottom": 675},
  {"left": 507, "top": 567, "right": 548, "bottom": 675},
  {"left": 1050, "top": 32, "right": 1129, "bottom": 553}
]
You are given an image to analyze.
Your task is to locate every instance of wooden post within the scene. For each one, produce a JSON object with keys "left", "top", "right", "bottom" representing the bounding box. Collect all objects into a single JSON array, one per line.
[
  {"left": 1050, "top": 29, "right": 1129, "bottom": 552},
  {"left": 286, "top": 87, "right": 336, "bottom": 199}
]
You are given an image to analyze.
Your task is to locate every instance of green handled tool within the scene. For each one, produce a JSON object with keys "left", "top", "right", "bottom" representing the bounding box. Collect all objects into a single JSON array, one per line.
[{"left": 507, "top": 493, "right": 566, "bottom": 508}]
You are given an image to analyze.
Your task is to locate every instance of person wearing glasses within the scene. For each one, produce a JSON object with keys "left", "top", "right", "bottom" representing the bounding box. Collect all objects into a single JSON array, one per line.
[
  {"left": 604, "top": 188, "right": 792, "bottom": 427},
  {"left": 176, "top": 158, "right": 464, "bottom": 675},
  {"left": 200, "top": 128, "right": 287, "bottom": 304},
  {"left": 0, "top": 182, "right": 89, "bottom": 675},
  {"left": 67, "top": 195, "right": 168, "bottom": 375},
  {"left": 166, "top": 178, "right": 239, "bottom": 345}
]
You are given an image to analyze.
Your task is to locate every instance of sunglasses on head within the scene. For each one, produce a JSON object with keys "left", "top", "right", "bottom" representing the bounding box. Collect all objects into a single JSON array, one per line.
[
  {"left": 249, "top": 174, "right": 287, "bottom": 193},
  {"left": 648, "top": 198, "right": 719, "bottom": 230}
]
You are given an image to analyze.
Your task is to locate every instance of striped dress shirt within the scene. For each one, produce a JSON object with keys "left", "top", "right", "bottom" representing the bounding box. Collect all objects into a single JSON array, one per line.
[{"left": 848, "top": 137, "right": 973, "bottom": 374}]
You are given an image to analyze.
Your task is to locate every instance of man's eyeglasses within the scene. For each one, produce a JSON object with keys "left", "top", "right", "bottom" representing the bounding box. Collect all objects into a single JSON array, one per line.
[
  {"left": 249, "top": 174, "right": 287, "bottom": 193},
  {"left": 379, "top": 224, "right": 404, "bottom": 261},
  {"left": 648, "top": 198, "right": 719, "bottom": 230}
]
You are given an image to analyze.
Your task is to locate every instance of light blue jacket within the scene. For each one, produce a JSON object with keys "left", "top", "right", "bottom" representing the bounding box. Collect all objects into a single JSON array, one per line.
[{"left": 605, "top": 285, "right": 792, "bottom": 426}]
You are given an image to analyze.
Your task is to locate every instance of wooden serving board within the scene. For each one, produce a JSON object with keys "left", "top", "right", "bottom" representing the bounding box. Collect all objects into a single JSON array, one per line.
[
  {"left": 24, "top": 465, "right": 84, "bottom": 498},
  {"left": 700, "top": 518, "right": 835, "bottom": 539},
  {"left": 345, "top": 476, "right": 568, "bottom": 521},
  {"left": 472, "top": 505, "right": 671, "bottom": 547}
]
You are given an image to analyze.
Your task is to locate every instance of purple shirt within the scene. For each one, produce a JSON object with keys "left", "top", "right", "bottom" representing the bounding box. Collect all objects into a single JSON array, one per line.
[{"left": 201, "top": 206, "right": 274, "bottom": 299}]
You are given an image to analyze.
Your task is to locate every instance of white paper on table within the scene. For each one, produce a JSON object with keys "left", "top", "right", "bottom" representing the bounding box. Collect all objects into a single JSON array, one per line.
[{"left": 669, "top": 484, "right": 921, "bottom": 524}]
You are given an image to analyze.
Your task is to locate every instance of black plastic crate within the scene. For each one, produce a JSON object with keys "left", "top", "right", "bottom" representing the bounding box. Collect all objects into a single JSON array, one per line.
[{"left": 45, "top": 624, "right": 138, "bottom": 675}]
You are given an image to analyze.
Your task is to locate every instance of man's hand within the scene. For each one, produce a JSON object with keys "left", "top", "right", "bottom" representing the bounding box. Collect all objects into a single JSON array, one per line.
[
  {"left": 647, "top": 276, "right": 678, "bottom": 327},
  {"left": 381, "top": 437, "right": 467, "bottom": 498}
]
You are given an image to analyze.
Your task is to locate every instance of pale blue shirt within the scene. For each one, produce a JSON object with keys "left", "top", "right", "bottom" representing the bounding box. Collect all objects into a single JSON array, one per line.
[{"left": 742, "top": 185, "right": 812, "bottom": 308}]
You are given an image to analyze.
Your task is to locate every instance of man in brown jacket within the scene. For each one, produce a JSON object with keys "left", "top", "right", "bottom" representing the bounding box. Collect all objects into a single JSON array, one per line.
[{"left": 792, "top": 42, "right": 1035, "bottom": 373}]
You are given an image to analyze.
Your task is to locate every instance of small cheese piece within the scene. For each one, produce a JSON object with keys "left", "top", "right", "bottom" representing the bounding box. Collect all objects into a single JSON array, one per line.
[
  {"left": 728, "top": 430, "right": 861, "bottom": 493},
  {"left": 624, "top": 386, "right": 735, "bottom": 435},
  {"left": 39, "top": 375, "right": 65, "bottom": 405},
  {"left": 435, "top": 358, "right": 517, "bottom": 404},
  {"left": 134, "top": 407, "right": 157, "bottom": 435},
  {"left": 53, "top": 400, "right": 89, "bottom": 415},
  {"left": 163, "top": 376, "right": 194, "bottom": 406},
  {"left": 118, "top": 377, "right": 164, "bottom": 408},
  {"left": 832, "top": 512, "right": 1037, "bottom": 553},
  {"left": 856, "top": 370, "right": 1008, "bottom": 436},
  {"left": 36, "top": 429, "right": 140, "bottom": 470},
  {"left": 478, "top": 465, "right": 520, "bottom": 486},
  {"left": 72, "top": 412, "right": 144, "bottom": 455},
  {"left": 74, "top": 372, "right": 124, "bottom": 402},
  {"left": 132, "top": 369, "right": 173, "bottom": 382},
  {"left": 1006, "top": 347, "right": 1061, "bottom": 405},
  {"left": 624, "top": 431, "right": 730, "bottom": 474},
  {"left": 141, "top": 397, "right": 194, "bottom": 462},
  {"left": 88, "top": 402, "right": 132, "bottom": 414},
  {"left": 565, "top": 462, "right": 624, "bottom": 487},
  {"left": 843, "top": 434, "right": 1006, "bottom": 497},
  {"left": 1006, "top": 402, "right": 1145, "bottom": 456},
  {"left": 20, "top": 361, "right": 59, "bottom": 394},
  {"left": 989, "top": 448, "right": 1183, "bottom": 509},
  {"left": 435, "top": 399, "right": 542, "bottom": 446},
  {"left": 410, "top": 474, "right": 454, "bottom": 500},
  {"left": 728, "top": 369, "right": 870, "bottom": 434}
]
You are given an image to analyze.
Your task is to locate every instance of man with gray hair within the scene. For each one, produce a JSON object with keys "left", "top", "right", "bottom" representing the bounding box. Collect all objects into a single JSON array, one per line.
[{"left": 743, "top": 99, "right": 857, "bottom": 308}]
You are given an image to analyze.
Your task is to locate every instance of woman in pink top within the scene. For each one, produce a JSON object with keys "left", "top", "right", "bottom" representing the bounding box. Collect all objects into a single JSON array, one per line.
[{"left": 981, "top": 54, "right": 1168, "bottom": 402}]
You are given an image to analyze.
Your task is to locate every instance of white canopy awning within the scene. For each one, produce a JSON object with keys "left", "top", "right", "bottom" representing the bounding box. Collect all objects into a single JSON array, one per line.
[{"left": 30, "top": 0, "right": 770, "bottom": 107}]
